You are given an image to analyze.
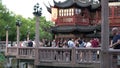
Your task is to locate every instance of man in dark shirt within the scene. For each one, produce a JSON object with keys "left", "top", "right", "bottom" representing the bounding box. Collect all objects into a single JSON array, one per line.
[
  {"left": 110, "top": 27, "right": 120, "bottom": 68},
  {"left": 110, "top": 27, "right": 120, "bottom": 49},
  {"left": 28, "top": 40, "right": 33, "bottom": 47}
]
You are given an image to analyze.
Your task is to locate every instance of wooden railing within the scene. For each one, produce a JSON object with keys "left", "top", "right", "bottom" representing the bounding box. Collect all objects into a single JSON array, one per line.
[
  {"left": 74, "top": 16, "right": 89, "bottom": 25},
  {"left": 56, "top": 16, "right": 74, "bottom": 26},
  {"left": 56, "top": 16, "right": 90, "bottom": 26},
  {"left": 109, "top": 17, "right": 120, "bottom": 27}
]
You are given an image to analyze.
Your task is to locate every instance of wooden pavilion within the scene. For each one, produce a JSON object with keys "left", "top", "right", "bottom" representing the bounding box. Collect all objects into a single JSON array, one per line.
[{"left": 45, "top": 0, "right": 120, "bottom": 39}]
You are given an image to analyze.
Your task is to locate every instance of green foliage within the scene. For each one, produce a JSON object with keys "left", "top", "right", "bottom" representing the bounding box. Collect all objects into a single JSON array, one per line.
[
  {"left": 29, "top": 16, "right": 54, "bottom": 40},
  {"left": 0, "top": 53, "right": 5, "bottom": 68},
  {"left": 0, "top": 2, "right": 54, "bottom": 41},
  {"left": 0, "top": 53, "right": 5, "bottom": 62}
]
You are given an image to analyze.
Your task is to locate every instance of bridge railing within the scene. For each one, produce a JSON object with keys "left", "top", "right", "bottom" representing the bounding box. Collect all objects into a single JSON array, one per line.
[
  {"left": 109, "top": 49, "right": 120, "bottom": 68},
  {"left": 0, "top": 45, "right": 6, "bottom": 52},
  {"left": 38, "top": 47, "right": 72, "bottom": 63},
  {"left": 0, "top": 41, "right": 11, "bottom": 52},
  {"left": 5, "top": 47, "right": 120, "bottom": 67},
  {"left": 36, "top": 47, "right": 101, "bottom": 64},
  {"left": 17, "top": 47, "right": 35, "bottom": 59},
  {"left": 6, "top": 47, "right": 17, "bottom": 56},
  {"left": 6, "top": 47, "right": 101, "bottom": 63},
  {"left": 76, "top": 48, "right": 101, "bottom": 63}
]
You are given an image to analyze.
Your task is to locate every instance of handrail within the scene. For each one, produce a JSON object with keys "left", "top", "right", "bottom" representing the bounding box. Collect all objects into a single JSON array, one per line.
[{"left": 109, "top": 48, "right": 120, "bottom": 53}]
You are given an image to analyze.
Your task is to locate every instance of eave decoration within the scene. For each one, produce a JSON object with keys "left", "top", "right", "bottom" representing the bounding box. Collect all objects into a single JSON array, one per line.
[
  {"left": 45, "top": 0, "right": 101, "bottom": 13},
  {"left": 53, "top": 0, "right": 100, "bottom": 9}
]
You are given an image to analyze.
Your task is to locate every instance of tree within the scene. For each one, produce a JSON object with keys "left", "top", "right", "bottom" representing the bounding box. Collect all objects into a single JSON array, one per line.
[
  {"left": 28, "top": 16, "right": 54, "bottom": 40},
  {"left": 0, "top": 1, "right": 54, "bottom": 41},
  {"left": 0, "top": 1, "right": 16, "bottom": 41}
]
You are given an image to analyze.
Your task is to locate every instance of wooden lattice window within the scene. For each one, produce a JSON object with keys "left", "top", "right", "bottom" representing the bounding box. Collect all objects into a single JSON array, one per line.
[
  {"left": 109, "top": 7, "right": 112, "bottom": 17},
  {"left": 64, "top": 9, "right": 67, "bottom": 16},
  {"left": 114, "top": 6, "right": 120, "bottom": 16},
  {"left": 61, "top": 9, "right": 64, "bottom": 16},
  {"left": 59, "top": 9, "right": 62, "bottom": 16}
]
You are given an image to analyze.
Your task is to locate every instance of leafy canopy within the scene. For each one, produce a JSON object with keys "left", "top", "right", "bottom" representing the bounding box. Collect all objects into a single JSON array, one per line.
[{"left": 0, "top": 1, "right": 54, "bottom": 41}]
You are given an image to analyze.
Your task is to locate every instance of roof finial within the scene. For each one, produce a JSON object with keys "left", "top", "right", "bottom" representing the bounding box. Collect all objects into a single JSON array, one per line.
[{"left": 43, "top": 2, "right": 51, "bottom": 13}]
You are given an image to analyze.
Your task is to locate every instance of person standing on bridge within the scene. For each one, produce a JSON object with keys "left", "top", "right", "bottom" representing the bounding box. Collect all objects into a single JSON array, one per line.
[
  {"left": 110, "top": 27, "right": 120, "bottom": 68},
  {"left": 28, "top": 40, "right": 33, "bottom": 47},
  {"left": 110, "top": 27, "right": 120, "bottom": 49},
  {"left": 68, "top": 38, "right": 75, "bottom": 48}
]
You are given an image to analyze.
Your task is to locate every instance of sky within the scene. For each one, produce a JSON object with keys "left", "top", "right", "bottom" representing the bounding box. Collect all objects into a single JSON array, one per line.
[
  {"left": 2, "top": 0, "right": 55, "bottom": 20},
  {"left": 2, "top": 0, "right": 100, "bottom": 21}
]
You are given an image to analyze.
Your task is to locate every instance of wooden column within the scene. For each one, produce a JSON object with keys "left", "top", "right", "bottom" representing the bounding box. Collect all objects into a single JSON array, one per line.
[{"left": 101, "top": 0, "right": 110, "bottom": 68}]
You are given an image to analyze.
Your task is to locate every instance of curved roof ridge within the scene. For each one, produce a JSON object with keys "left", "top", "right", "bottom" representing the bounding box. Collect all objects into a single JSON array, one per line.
[
  {"left": 53, "top": 0, "right": 74, "bottom": 8},
  {"left": 75, "top": 0, "right": 92, "bottom": 7},
  {"left": 44, "top": 2, "right": 51, "bottom": 13},
  {"left": 53, "top": 0, "right": 100, "bottom": 9}
]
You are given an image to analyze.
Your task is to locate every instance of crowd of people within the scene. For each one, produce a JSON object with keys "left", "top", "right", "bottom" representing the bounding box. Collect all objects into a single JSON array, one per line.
[
  {"left": 16, "top": 27, "right": 120, "bottom": 49},
  {"left": 19, "top": 40, "right": 34, "bottom": 47},
  {"left": 18, "top": 37, "right": 100, "bottom": 48},
  {"left": 51, "top": 37, "right": 100, "bottom": 48}
]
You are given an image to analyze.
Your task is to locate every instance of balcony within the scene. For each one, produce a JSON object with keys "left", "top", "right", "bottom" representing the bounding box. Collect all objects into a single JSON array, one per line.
[{"left": 56, "top": 16, "right": 90, "bottom": 26}]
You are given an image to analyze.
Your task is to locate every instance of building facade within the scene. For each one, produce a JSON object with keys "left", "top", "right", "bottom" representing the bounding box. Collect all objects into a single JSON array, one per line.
[{"left": 45, "top": 0, "right": 120, "bottom": 39}]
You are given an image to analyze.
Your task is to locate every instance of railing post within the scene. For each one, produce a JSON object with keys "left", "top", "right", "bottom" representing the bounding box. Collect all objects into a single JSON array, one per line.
[
  {"left": 109, "top": 53, "right": 112, "bottom": 68},
  {"left": 111, "top": 54, "right": 117, "bottom": 68},
  {"left": 71, "top": 47, "right": 76, "bottom": 67},
  {"left": 34, "top": 13, "right": 40, "bottom": 67},
  {"left": 34, "top": 48, "right": 39, "bottom": 66},
  {"left": 33, "top": 3, "right": 42, "bottom": 66},
  {"left": 16, "top": 47, "right": 19, "bottom": 58}
]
